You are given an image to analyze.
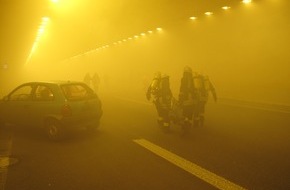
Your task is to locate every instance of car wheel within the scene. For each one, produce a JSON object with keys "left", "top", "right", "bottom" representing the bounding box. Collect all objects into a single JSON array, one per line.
[{"left": 45, "top": 119, "right": 63, "bottom": 141}]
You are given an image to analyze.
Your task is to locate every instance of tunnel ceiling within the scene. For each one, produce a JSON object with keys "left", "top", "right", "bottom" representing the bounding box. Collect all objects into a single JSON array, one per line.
[{"left": 0, "top": 0, "right": 250, "bottom": 67}]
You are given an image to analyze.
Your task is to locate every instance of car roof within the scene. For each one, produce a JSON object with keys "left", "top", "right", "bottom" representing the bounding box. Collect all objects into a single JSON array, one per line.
[{"left": 24, "top": 81, "right": 84, "bottom": 85}]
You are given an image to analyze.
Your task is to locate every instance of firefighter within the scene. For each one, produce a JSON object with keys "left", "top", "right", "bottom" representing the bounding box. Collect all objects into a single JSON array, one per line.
[
  {"left": 196, "top": 75, "right": 217, "bottom": 126},
  {"left": 178, "top": 66, "right": 197, "bottom": 134},
  {"left": 84, "top": 73, "right": 92, "bottom": 88},
  {"left": 146, "top": 72, "right": 172, "bottom": 132},
  {"left": 91, "top": 72, "right": 100, "bottom": 93}
]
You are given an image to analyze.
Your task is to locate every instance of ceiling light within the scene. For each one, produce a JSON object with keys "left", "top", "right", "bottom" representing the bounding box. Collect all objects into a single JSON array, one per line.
[
  {"left": 222, "top": 6, "right": 231, "bottom": 10},
  {"left": 205, "top": 12, "right": 213, "bottom": 16},
  {"left": 242, "top": 0, "right": 252, "bottom": 4}
]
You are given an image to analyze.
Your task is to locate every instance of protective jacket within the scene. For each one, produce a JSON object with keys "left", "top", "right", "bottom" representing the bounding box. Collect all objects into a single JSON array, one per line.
[
  {"left": 179, "top": 73, "right": 217, "bottom": 104},
  {"left": 179, "top": 72, "right": 197, "bottom": 106},
  {"left": 194, "top": 75, "right": 217, "bottom": 102},
  {"left": 147, "top": 75, "right": 172, "bottom": 108}
]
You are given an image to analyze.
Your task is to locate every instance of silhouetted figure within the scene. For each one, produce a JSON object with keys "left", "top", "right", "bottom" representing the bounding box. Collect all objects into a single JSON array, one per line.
[
  {"left": 84, "top": 73, "right": 92, "bottom": 88},
  {"left": 179, "top": 66, "right": 217, "bottom": 135},
  {"left": 194, "top": 74, "right": 217, "bottom": 126},
  {"left": 91, "top": 72, "right": 100, "bottom": 93},
  {"left": 179, "top": 66, "right": 196, "bottom": 135},
  {"left": 147, "top": 72, "right": 173, "bottom": 132}
]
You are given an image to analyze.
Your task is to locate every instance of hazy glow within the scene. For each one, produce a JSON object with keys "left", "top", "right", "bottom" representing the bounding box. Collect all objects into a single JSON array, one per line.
[
  {"left": 42, "top": 17, "right": 49, "bottom": 22},
  {"left": 148, "top": 30, "right": 153, "bottom": 34},
  {"left": 51, "top": 0, "right": 59, "bottom": 3},
  {"left": 25, "top": 17, "right": 50, "bottom": 65},
  {"left": 156, "top": 27, "right": 162, "bottom": 31},
  {"left": 141, "top": 33, "right": 146, "bottom": 36},
  {"left": 242, "top": 0, "right": 252, "bottom": 4},
  {"left": 222, "top": 6, "right": 231, "bottom": 10},
  {"left": 25, "top": 43, "right": 38, "bottom": 65},
  {"left": 38, "top": 28, "right": 45, "bottom": 34},
  {"left": 205, "top": 12, "right": 213, "bottom": 16},
  {"left": 190, "top": 16, "right": 197, "bottom": 20}
]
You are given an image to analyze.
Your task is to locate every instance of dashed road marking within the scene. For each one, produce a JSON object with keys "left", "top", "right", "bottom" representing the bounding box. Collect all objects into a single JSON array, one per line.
[{"left": 134, "top": 138, "right": 246, "bottom": 190}]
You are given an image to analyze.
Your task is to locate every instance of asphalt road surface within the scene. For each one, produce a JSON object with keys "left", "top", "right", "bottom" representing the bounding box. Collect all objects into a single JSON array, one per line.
[{"left": 1, "top": 95, "right": 290, "bottom": 190}]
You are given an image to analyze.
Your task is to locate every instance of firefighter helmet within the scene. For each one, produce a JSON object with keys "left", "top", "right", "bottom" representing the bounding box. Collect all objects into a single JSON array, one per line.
[{"left": 183, "top": 66, "right": 192, "bottom": 73}]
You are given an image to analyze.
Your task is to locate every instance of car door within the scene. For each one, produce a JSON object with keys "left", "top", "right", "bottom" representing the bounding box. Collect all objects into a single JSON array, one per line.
[
  {"left": 31, "top": 84, "right": 56, "bottom": 128},
  {"left": 4, "top": 84, "right": 34, "bottom": 127}
]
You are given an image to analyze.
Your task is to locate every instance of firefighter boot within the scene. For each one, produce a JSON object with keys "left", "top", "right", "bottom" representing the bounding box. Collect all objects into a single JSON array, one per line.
[
  {"left": 181, "top": 118, "right": 191, "bottom": 136},
  {"left": 163, "top": 122, "right": 170, "bottom": 133},
  {"left": 157, "top": 117, "right": 163, "bottom": 126}
]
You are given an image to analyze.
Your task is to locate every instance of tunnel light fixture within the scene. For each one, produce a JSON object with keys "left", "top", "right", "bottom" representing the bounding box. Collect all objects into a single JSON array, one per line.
[
  {"left": 222, "top": 6, "right": 231, "bottom": 10},
  {"left": 25, "top": 16, "right": 50, "bottom": 65},
  {"left": 42, "top": 17, "right": 49, "bottom": 22},
  {"left": 242, "top": 0, "right": 252, "bottom": 4},
  {"left": 38, "top": 28, "right": 45, "bottom": 34},
  {"left": 205, "top": 12, "right": 213, "bottom": 16},
  {"left": 65, "top": 27, "right": 164, "bottom": 61},
  {"left": 63, "top": 0, "right": 258, "bottom": 63}
]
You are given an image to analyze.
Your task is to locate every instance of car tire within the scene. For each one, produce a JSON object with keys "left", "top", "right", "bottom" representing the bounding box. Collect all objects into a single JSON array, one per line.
[{"left": 45, "top": 119, "right": 63, "bottom": 141}]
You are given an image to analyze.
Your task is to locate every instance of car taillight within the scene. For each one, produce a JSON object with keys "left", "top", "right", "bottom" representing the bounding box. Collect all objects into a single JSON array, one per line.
[{"left": 61, "top": 104, "right": 72, "bottom": 117}]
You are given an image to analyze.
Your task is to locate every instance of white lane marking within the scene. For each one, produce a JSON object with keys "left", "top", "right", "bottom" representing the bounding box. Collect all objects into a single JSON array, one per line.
[{"left": 134, "top": 138, "right": 246, "bottom": 190}]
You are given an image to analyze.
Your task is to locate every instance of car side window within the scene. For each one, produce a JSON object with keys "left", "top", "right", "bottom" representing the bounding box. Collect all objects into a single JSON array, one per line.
[
  {"left": 61, "top": 84, "right": 95, "bottom": 101},
  {"left": 9, "top": 85, "right": 33, "bottom": 101},
  {"left": 35, "top": 85, "right": 54, "bottom": 101}
]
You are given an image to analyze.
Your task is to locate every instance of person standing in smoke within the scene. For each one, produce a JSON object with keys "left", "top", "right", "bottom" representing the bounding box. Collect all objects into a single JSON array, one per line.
[
  {"left": 84, "top": 73, "right": 92, "bottom": 88},
  {"left": 194, "top": 74, "right": 217, "bottom": 127},
  {"left": 179, "top": 66, "right": 217, "bottom": 135},
  {"left": 146, "top": 72, "right": 173, "bottom": 132},
  {"left": 178, "top": 66, "right": 197, "bottom": 135},
  {"left": 91, "top": 72, "right": 100, "bottom": 93}
]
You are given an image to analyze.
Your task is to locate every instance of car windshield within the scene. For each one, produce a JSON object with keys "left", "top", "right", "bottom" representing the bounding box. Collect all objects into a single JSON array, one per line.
[{"left": 61, "top": 83, "right": 96, "bottom": 101}]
